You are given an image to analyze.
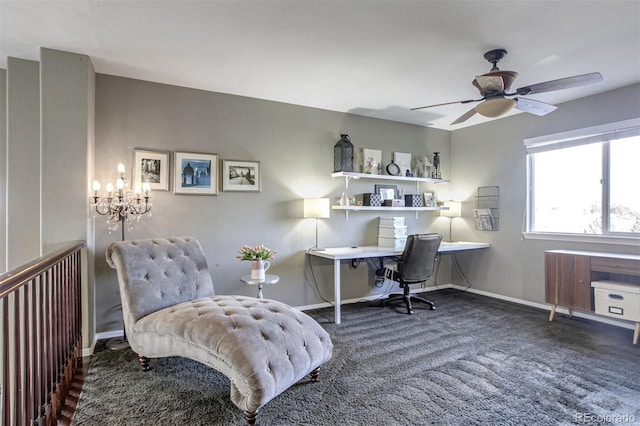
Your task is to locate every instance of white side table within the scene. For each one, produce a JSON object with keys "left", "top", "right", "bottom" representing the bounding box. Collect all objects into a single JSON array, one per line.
[{"left": 240, "top": 274, "right": 280, "bottom": 299}]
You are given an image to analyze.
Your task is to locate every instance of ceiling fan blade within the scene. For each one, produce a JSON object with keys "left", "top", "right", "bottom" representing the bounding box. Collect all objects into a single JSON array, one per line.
[
  {"left": 451, "top": 107, "right": 477, "bottom": 125},
  {"left": 411, "top": 98, "right": 479, "bottom": 111},
  {"left": 514, "top": 97, "right": 558, "bottom": 116},
  {"left": 516, "top": 72, "right": 603, "bottom": 96}
]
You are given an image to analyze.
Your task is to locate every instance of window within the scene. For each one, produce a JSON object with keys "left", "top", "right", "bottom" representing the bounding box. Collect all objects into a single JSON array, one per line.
[{"left": 525, "top": 119, "right": 640, "bottom": 237}]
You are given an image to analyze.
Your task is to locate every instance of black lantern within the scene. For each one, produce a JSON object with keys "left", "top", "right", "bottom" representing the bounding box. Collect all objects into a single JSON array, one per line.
[{"left": 334, "top": 134, "right": 354, "bottom": 172}]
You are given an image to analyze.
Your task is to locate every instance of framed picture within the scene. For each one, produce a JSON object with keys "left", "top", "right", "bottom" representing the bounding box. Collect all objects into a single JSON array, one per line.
[
  {"left": 173, "top": 151, "right": 218, "bottom": 195},
  {"left": 423, "top": 192, "right": 435, "bottom": 207},
  {"left": 222, "top": 160, "right": 261, "bottom": 192},
  {"left": 133, "top": 149, "right": 170, "bottom": 191},
  {"left": 375, "top": 184, "right": 398, "bottom": 200},
  {"left": 393, "top": 152, "right": 412, "bottom": 177},
  {"left": 362, "top": 148, "right": 382, "bottom": 174}
]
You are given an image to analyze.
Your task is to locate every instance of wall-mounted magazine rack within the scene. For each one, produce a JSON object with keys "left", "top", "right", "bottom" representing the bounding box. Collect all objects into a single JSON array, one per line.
[{"left": 475, "top": 186, "right": 499, "bottom": 231}]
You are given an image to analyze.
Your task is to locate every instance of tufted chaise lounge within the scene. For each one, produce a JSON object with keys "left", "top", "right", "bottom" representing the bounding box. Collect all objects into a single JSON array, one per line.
[{"left": 105, "top": 237, "right": 333, "bottom": 425}]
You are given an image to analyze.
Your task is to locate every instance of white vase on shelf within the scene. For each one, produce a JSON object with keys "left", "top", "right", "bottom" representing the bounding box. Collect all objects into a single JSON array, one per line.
[{"left": 339, "top": 192, "right": 350, "bottom": 207}]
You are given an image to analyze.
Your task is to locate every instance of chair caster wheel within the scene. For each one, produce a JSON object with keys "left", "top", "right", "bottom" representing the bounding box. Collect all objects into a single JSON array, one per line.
[{"left": 374, "top": 277, "right": 385, "bottom": 286}]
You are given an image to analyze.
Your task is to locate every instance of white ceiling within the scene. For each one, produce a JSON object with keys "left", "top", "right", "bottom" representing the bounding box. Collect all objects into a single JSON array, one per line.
[{"left": 1, "top": 1, "right": 639, "bottom": 131}]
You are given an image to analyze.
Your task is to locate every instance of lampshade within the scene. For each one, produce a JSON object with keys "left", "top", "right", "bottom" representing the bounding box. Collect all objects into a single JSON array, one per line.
[
  {"left": 440, "top": 201, "right": 462, "bottom": 218},
  {"left": 475, "top": 98, "right": 517, "bottom": 118},
  {"left": 304, "top": 198, "right": 331, "bottom": 219}
]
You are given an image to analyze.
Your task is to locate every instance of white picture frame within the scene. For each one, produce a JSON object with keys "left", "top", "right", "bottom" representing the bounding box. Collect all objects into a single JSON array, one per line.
[
  {"left": 393, "top": 152, "right": 412, "bottom": 177},
  {"left": 222, "top": 160, "right": 261, "bottom": 192},
  {"left": 173, "top": 151, "right": 218, "bottom": 195},
  {"left": 132, "top": 149, "right": 170, "bottom": 191},
  {"left": 362, "top": 148, "right": 382, "bottom": 174}
]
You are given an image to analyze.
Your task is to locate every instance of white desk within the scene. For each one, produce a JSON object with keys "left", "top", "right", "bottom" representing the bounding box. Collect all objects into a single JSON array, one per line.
[{"left": 307, "top": 242, "right": 490, "bottom": 323}]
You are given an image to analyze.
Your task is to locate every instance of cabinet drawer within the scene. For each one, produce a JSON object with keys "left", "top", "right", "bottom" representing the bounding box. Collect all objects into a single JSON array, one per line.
[{"left": 591, "top": 257, "right": 640, "bottom": 276}]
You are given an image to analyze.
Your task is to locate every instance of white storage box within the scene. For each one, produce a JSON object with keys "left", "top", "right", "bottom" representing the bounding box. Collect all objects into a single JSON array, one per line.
[
  {"left": 378, "top": 225, "right": 408, "bottom": 238},
  {"left": 379, "top": 216, "right": 405, "bottom": 227},
  {"left": 591, "top": 280, "right": 640, "bottom": 322},
  {"left": 377, "top": 236, "right": 407, "bottom": 250}
]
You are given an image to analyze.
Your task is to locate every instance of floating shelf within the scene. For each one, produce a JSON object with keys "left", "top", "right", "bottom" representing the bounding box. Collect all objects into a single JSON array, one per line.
[
  {"left": 332, "top": 204, "right": 449, "bottom": 219},
  {"left": 332, "top": 171, "right": 449, "bottom": 188},
  {"left": 331, "top": 172, "right": 450, "bottom": 218}
]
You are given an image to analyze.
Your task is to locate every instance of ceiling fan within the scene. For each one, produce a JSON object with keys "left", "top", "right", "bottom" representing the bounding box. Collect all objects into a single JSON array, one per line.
[{"left": 412, "top": 49, "right": 603, "bottom": 125}]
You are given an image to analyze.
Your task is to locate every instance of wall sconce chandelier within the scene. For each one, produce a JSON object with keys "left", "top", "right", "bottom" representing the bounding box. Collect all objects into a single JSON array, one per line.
[{"left": 90, "top": 163, "right": 152, "bottom": 240}]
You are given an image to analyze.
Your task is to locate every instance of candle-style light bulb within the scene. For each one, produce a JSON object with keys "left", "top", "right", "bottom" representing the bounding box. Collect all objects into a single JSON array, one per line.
[
  {"left": 92, "top": 180, "right": 101, "bottom": 192},
  {"left": 117, "top": 163, "right": 125, "bottom": 175},
  {"left": 134, "top": 185, "right": 141, "bottom": 194},
  {"left": 116, "top": 178, "right": 125, "bottom": 190},
  {"left": 142, "top": 182, "right": 151, "bottom": 195},
  {"left": 106, "top": 182, "right": 114, "bottom": 194}
]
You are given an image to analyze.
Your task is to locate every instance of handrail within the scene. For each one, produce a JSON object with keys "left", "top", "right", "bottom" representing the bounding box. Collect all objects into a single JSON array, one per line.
[
  {"left": 1, "top": 239, "right": 86, "bottom": 425},
  {"left": 0, "top": 240, "right": 85, "bottom": 298}
]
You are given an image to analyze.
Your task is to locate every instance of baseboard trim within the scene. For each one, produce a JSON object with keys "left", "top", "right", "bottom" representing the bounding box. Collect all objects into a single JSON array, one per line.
[
  {"left": 81, "top": 337, "right": 97, "bottom": 357},
  {"left": 449, "top": 284, "right": 636, "bottom": 331}
]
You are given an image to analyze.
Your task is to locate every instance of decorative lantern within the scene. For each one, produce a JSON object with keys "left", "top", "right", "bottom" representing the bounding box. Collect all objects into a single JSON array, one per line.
[{"left": 334, "top": 134, "right": 354, "bottom": 172}]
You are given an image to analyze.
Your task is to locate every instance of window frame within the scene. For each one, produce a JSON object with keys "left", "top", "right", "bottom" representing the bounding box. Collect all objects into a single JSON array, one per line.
[{"left": 524, "top": 118, "right": 640, "bottom": 244}]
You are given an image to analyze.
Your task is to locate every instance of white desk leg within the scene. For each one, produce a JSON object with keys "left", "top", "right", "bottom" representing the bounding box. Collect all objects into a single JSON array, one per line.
[{"left": 334, "top": 259, "right": 341, "bottom": 324}]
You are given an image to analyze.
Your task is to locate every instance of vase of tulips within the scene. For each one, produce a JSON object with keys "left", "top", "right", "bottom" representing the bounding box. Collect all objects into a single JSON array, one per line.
[{"left": 237, "top": 244, "right": 276, "bottom": 281}]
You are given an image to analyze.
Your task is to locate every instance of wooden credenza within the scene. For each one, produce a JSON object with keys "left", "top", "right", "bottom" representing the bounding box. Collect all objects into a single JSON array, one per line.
[{"left": 545, "top": 249, "right": 640, "bottom": 344}]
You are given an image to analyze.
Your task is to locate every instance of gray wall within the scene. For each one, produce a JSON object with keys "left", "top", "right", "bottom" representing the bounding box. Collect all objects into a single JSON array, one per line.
[
  {"left": 41, "top": 48, "right": 95, "bottom": 252},
  {"left": 94, "top": 74, "right": 452, "bottom": 333},
  {"left": 449, "top": 83, "right": 640, "bottom": 303},
  {"left": 2, "top": 49, "right": 96, "bottom": 346},
  {"left": 0, "top": 69, "right": 5, "bottom": 272},
  {"left": 6, "top": 58, "right": 40, "bottom": 269}
]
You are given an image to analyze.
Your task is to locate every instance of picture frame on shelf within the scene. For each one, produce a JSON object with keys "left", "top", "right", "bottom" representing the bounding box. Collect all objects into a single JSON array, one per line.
[
  {"left": 362, "top": 148, "right": 382, "bottom": 174},
  {"left": 222, "top": 160, "right": 261, "bottom": 192},
  {"left": 423, "top": 192, "right": 435, "bottom": 207},
  {"left": 173, "top": 151, "right": 218, "bottom": 195},
  {"left": 393, "top": 152, "right": 412, "bottom": 177},
  {"left": 375, "top": 184, "right": 398, "bottom": 201},
  {"left": 133, "top": 149, "right": 170, "bottom": 191}
]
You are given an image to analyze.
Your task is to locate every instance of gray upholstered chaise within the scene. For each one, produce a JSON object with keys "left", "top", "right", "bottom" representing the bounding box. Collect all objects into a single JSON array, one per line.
[{"left": 105, "top": 237, "right": 333, "bottom": 425}]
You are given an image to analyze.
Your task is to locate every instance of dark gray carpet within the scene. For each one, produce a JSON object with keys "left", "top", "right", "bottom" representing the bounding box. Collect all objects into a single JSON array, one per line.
[{"left": 72, "top": 290, "right": 640, "bottom": 425}]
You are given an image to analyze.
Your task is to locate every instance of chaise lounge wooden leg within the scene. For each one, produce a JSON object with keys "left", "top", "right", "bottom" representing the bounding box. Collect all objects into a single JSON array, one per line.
[
  {"left": 310, "top": 367, "right": 320, "bottom": 382},
  {"left": 138, "top": 355, "right": 150, "bottom": 371},
  {"left": 244, "top": 410, "right": 258, "bottom": 425}
]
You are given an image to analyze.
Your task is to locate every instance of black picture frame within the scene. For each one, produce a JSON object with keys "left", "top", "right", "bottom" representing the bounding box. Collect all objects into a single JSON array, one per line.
[{"left": 375, "top": 184, "right": 398, "bottom": 200}]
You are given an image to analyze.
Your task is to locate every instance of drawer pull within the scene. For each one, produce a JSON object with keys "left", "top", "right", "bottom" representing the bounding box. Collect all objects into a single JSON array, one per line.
[{"left": 608, "top": 293, "right": 624, "bottom": 300}]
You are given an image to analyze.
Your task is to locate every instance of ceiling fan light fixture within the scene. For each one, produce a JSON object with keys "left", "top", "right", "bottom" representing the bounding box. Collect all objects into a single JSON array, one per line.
[{"left": 476, "top": 98, "right": 516, "bottom": 118}]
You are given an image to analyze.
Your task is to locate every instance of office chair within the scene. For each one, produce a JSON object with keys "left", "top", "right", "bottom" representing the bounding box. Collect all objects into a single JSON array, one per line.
[{"left": 376, "top": 233, "right": 442, "bottom": 314}]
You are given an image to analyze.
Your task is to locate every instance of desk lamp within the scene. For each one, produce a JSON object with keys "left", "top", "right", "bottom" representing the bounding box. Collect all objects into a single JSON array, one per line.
[
  {"left": 304, "top": 198, "right": 330, "bottom": 251},
  {"left": 440, "top": 201, "right": 462, "bottom": 242}
]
